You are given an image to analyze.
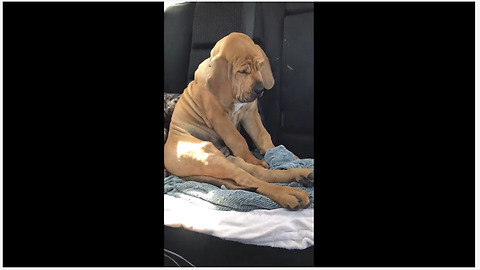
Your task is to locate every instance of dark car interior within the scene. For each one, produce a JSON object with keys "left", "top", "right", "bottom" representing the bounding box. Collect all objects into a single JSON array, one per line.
[{"left": 164, "top": 2, "right": 314, "bottom": 267}]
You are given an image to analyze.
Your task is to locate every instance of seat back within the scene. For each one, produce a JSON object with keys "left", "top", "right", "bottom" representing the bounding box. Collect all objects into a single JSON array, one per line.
[{"left": 260, "top": 3, "right": 314, "bottom": 158}]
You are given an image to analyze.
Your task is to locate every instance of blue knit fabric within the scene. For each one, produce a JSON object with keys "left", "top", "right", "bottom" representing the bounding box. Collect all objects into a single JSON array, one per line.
[{"left": 164, "top": 145, "right": 314, "bottom": 211}]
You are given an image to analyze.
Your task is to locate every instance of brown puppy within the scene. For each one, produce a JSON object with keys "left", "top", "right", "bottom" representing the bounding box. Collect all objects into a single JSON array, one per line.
[{"left": 164, "top": 32, "right": 314, "bottom": 210}]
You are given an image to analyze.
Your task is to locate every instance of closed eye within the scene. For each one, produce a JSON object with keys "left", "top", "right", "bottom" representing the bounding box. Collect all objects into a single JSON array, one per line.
[
  {"left": 238, "top": 64, "right": 251, "bottom": 74},
  {"left": 257, "top": 61, "right": 264, "bottom": 70}
]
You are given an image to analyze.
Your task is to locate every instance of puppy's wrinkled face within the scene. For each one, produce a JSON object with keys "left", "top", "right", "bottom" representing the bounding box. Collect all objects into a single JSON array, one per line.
[
  {"left": 232, "top": 55, "right": 267, "bottom": 103},
  {"left": 208, "top": 32, "right": 275, "bottom": 105}
]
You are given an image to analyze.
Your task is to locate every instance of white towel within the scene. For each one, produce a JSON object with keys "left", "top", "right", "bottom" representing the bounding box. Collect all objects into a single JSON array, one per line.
[{"left": 164, "top": 194, "right": 314, "bottom": 250}]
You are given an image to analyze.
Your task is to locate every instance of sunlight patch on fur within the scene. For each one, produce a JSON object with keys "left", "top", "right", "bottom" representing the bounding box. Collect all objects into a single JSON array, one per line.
[{"left": 177, "top": 141, "right": 211, "bottom": 164}]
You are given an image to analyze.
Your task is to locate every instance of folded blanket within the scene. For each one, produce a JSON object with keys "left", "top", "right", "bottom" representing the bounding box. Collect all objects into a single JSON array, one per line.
[{"left": 164, "top": 145, "right": 314, "bottom": 211}]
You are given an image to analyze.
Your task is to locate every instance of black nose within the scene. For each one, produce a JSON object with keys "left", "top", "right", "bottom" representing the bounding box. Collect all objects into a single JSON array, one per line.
[{"left": 253, "top": 84, "right": 264, "bottom": 94}]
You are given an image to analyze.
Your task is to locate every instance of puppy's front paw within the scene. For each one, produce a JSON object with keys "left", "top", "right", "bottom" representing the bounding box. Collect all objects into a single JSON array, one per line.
[
  {"left": 293, "top": 169, "right": 314, "bottom": 187},
  {"left": 244, "top": 155, "right": 269, "bottom": 169},
  {"left": 278, "top": 186, "right": 311, "bottom": 210},
  {"left": 298, "top": 171, "right": 314, "bottom": 187}
]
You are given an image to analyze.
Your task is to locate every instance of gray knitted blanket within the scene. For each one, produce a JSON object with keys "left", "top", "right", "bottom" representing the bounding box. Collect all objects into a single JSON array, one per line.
[{"left": 164, "top": 145, "right": 314, "bottom": 212}]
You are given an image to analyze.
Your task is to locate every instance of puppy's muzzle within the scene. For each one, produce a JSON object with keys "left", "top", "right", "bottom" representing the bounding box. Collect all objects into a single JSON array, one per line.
[{"left": 253, "top": 83, "right": 265, "bottom": 98}]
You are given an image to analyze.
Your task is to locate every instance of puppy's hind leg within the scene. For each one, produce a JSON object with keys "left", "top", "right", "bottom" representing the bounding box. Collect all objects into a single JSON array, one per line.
[
  {"left": 165, "top": 139, "right": 310, "bottom": 210},
  {"left": 165, "top": 138, "right": 261, "bottom": 190},
  {"left": 226, "top": 156, "right": 314, "bottom": 187},
  {"left": 181, "top": 175, "right": 257, "bottom": 191}
]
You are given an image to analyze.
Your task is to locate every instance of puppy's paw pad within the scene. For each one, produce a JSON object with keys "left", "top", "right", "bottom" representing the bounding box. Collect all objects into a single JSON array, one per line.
[
  {"left": 285, "top": 204, "right": 301, "bottom": 211},
  {"left": 298, "top": 175, "right": 314, "bottom": 188},
  {"left": 303, "top": 196, "right": 312, "bottom": 208}
]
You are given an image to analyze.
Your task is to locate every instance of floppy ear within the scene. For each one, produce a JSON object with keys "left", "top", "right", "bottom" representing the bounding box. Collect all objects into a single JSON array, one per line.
[
  {"left": 256, "top": 45, "right": 275, "bottom": 90},
  {"left": 206, "top": 55, "right": 233, "bottom": 108}
]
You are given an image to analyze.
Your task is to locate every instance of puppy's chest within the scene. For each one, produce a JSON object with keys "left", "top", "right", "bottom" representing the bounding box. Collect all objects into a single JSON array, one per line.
[{"left": 229, "top": 102, "right": 249, "bottom": 126}]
